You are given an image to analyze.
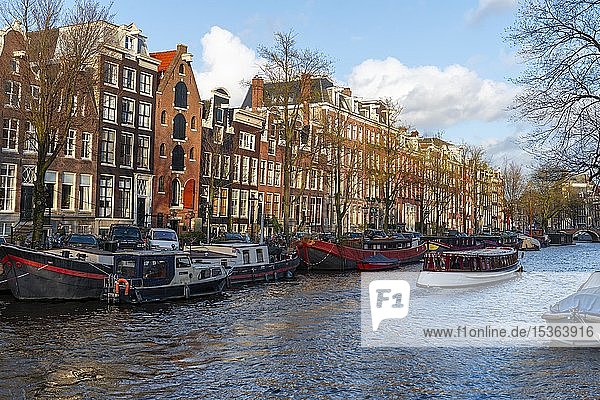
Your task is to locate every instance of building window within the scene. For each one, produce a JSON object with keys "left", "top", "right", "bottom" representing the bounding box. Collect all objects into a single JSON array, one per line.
[
  {"left": 202, "top": 152, "right": 212, "bottom": 177},
  {"left": 100, "top": 129, "right": 115, "bottom": 165},
  {"left": 138, "top": 102, "right": 151, "bottom": 129},
  {"left": 240, "top": 190, "right": 248, "bottom": 218},
  {"left": 174, "top": 81, "right": 188, "bottom": 108},
  {"left": 213, "top": 154, "right": 221, "bottom": 178},
  {"left": 2, "top": 119, "right": 18, "bottom": 151},
  {"left": 273, "top": 194, "right": 280, "bottom": 219},
  {"left": 268, "top": 139, "right": 276, "bottom": 155},
  {"left": 178, "top": 64, "right": 185, "bottom": 75},
  {"left": 222, "top": 155, "right": 230, "bottom": 179},
  {"left": 137, "top": 135, "right": 150, "bottom": 169},
  {"left": 191, "top": 116, "right": 196, "bottom": 130},
  {"left": 22, "top": 165, "right": 36, "bottom": 185},
  {"left": 123, "top": 67, "right": 136, "bottom": 91},
  {"left": 103, "top": 62, "right": 118, "bottom": 85},
  {"left": 239, "top": 131, "right": 256, "bottom": 151},
  {"left": 79, "top": 174, "right": 91, "bottom": 211},
  {"left": 232, "top": 155, "right": 240, "bottom": 182},
  {"left": 250, "top": 158, "right": 258, "bottom": 186},
  {"left": 267, "top": 161, "right": 274, "bottom": 186},
  {"left": 140, "top": 72, "right": 152, "bottom": 96},
  {"left": 99, "top": 175, "right": 113, "bottom": 217},
  {"left": 24, "top": 121, "right": 37, "bottom": 152},
  {"left": 172, "top": 145, "right": 184, "bottom": 171},
  {"left": 81, "top": 132, "right": 92, "bottom": 159},
  {"left": 120, "top": 133, "right": 133, "bottom": 167},
  {"left": 30, "top": 86, "right": 40, "bottom": 110},
  {"left": 61, "top": 172, "right": 75, "bottom": 210},
  {"left": 118, "top": 177, "right": 132, "bottom": 218},
  {"left": 260, "top": 160, "right": 266, "bottom": 185},
  {"left": 158, "top": 176, "right": 165, "bottom": 193},
  {"left": 219, "top": 188, "right": 228, "bottom": 216},
  {"left": 231, "top": 189, "right": 239, "bottom": 217},
  {"left": 274, "top": 163, "right": 282, "bottom": 187},
  {"left": 10, "top": 58, "right": 19, "bottom": 73},
  {"left": 171, "top": 179, "right": 181, "bottom": 206},
  {"left": 173, "top": 114, "right": 186, "bottom": 139},
  {"left": 159, "top": 143, "right": 166, "bottom": 157},
  {"left": 242, "top": 156, "right": 249, "bottom": 184},
  {"left": 64, "top": 130, "right": 76, "bottom": 157},
  {"left": 121, "top": 98, "right": 135, "bottom": 125},
  {"left": 4, "top": 80, "right": 21, "bottom": 107},
  {"left": 102, "top": 93, "right": 117, "bottom": 122},
  {"left": 0, "top": 163, "right": 16, "bottom": 211},
  {"left": 189, "top": 147, "right": 195, "bottom": 161},
  {"left": 160, "top": 110, "right": 166, "bottom": 125},
  {"left": 45, "top": 171, "right": 57, "bottom": 209}
]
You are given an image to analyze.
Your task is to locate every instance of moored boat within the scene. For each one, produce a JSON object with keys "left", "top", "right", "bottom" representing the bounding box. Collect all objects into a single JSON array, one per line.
[
  {"left": 357, "top": 254, "right": 400, "bottom": 271},
  {"left": 422, "top": 235, "right": 483, "bottom": 252},
  {"left": 0, "top": 243, "right": 228, "bottom": 303},
  {"left": 416, "top": 247, "right": 522, "bottom": 288},
  {"left": 189, "top": 241, "right": 299, "bottom": 285},
  {"left": 296, "top": 236, "right": 426, "bottom": 271},
  {"left": 518, "top": 234, "right": 541, "bottom": 251},
  {"left": 547, "top": 231, "right": 575, "bottom": 246}
]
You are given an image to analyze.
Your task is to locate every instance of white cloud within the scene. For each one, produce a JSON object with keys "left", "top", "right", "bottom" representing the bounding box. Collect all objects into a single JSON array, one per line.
[
  {"left": 195, "top": 26, "right": 260, "bottom": 106},
  {"left": 465, "top": 0, "right": 517, "bottom": 24},
  {"left": 483, "top": 134, "right": 534, "bottom": 169},
  {"left": 347, "top": 57, "right": 519, "bottom": 132}
]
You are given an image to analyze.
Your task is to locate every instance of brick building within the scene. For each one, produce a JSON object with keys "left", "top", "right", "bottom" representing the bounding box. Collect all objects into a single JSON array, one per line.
[{"left": 150, "top": 44, "right": 202, "bottom": 233}]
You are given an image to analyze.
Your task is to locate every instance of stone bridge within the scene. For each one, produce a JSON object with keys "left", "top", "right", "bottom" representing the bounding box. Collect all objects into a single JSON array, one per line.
[{"left": 563, "top": 228, "right": 600, "bottom": 242}]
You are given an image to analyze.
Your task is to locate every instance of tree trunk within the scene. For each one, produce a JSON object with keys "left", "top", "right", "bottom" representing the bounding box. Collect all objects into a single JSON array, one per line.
[{"left": 32, "top": 175, "right": 47, "bottom": 248}]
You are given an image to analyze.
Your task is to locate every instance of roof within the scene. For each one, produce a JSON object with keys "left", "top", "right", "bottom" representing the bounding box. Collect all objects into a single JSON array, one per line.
[{"left": 150, "top": 49, "right": 177, "bottom": 72}]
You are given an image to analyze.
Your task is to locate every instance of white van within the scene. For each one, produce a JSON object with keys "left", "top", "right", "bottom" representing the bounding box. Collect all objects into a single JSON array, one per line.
[{"left": 147, "top": 228, "right": 179, "bottom": 250}]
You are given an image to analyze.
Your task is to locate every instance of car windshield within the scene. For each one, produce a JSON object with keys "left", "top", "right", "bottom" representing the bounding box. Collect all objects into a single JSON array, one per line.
[
  {"left": 152, "top": 231, "right": 177, "bottom": 241},
  {"left": 67, "top": 234, "right": 97, "bottom": 245},
  {"left": 113, "top": 227, "right": 141, "bottom": 239}
]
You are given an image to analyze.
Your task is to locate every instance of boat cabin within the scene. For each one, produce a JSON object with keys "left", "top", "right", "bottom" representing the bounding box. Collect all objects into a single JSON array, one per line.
[{"left": 423, "top": 248, "right": 518, "bottom": 272}]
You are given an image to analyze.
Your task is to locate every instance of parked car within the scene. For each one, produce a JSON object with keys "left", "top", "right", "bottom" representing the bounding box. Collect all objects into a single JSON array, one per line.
[
  {"left": 146, "top": 228, "right": 180, "bottom": 250},
  {"left": 107, "top": 224, "right": 144, "bottom": 250},
  {"left": 63, "top": 233, "right": 101, "bottom": 248}
]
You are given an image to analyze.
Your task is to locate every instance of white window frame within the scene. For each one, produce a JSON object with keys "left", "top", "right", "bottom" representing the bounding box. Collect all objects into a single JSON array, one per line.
[
  {"left": 81, "top": 131, "right": 92, "bottom": 160},
  {"left": 99, "top": 175, "right": 114, "bottom": 218},
  {"left": 137, "top": 135, "right": 150, "bottom": 169},
  {"left": 100, "top": 128, "right": 115, "bottom": 165},
  {"left": 121, "top": 97, "right": 135, "bottom": 126},
  {"left": 138, "top": 101, "right": 152, "bottom": 130},
  {"left": 102, "top": 93, "right": 117, "bottom": 122},
  {"left": 118, "top": 177, "right": 132, "bottom": 219},
  {"left": 61, "top": 172, "right": 75, "bottom": 210},
  {"left": 120, "top": 132, "right": 134, "bottom": 168},
  {"left": 0, "top": 163, "right": 16, "bottom": 212},
  {"left": 45, "top": 170, "right": 58, "bottom": 211},
  {"left": 79, "top": 174, "right": 92, "bottom": 211},
  {"left": 139, "top": 72, "right": 152, "bottom": 96},
  {"left": 2, "top": 118, "right": 18, "bottom": 151},
  {"left": 64, "top": 129, "right": 76, "bottom": 157},
  {"left": 123, "top": 67, "right": 136, "bottom": 91},
  {"left": 231, "top": 189, "right": 239, "bottom": 217},
  {"left": 104, "top": 62, "right": 118, "bottom": 86},
  {"left": 4, "top": 80, "right": 21, "bottom": 107}
]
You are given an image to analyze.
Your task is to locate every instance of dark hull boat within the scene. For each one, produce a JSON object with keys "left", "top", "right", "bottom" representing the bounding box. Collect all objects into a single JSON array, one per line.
[
  {"left": 422, "top": 235, "right": 484, "bottom": 252},
  {"left": 296, "top": 238, "right": 426, "bottom": 271},
  {"left": 189, "top": 242, "right": 299, "bottom": 285},
  {"left": 357, "top": 254, "right": 400, "bottom": 271},
  {"left": 0, "top": 244, "right": 228, "bottom": 303},
  {"left": 0, "top": 244, "right": 111, "bottom": 300}
]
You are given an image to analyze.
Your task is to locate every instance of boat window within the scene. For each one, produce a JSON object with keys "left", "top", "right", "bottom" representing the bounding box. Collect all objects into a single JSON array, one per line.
[
  {"left": 243, "top": 250, "right": 250, "bottom": 264},
  {"left": 143, "top": 259, "right": 168, "bottom": 279},
  {"left": 117, "top": 259, "right": 136, "bottom": 278},
  {"left": 256, "top": 249, "right": 264, "bottom": 263},
  {"left": 176, "top": 257, "right": 191, "bottom": 269}
]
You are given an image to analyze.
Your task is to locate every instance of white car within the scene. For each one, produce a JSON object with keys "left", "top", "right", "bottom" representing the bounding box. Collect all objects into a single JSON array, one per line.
[{"left": 146, "top": 228, "right": 179, "bottom": 250}]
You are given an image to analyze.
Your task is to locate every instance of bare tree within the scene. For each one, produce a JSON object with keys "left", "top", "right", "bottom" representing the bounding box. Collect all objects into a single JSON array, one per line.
[
  {"left": 257, "top": 31, "right": 333, "bottom": 244},
  {"left": 502, "top": 160, "right": 526, "bottom": 229},
  {"left": 1, "top": 0, "right": 111, "bottom": 246},
  {"left": 508, "top": 0, "right": 600, "bottom": 178}
]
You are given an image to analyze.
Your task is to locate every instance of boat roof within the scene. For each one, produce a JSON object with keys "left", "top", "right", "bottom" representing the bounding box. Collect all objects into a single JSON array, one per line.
[{"left": 426, "top": 247, "right": 516, "bottom": 257}]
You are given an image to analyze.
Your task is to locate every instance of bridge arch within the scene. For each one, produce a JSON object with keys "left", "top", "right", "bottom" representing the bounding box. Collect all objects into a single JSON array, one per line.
[{"left": 574, "top": 230, "right": 600, "bottom": 242}]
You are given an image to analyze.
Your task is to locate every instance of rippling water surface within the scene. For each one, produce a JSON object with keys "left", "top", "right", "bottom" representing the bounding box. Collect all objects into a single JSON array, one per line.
[{"left": 2, "top": 243, "right": 600, "bottom": 399}]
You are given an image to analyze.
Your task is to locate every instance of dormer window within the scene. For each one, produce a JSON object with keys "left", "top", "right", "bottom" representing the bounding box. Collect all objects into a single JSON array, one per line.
[{"left": 124, "top": 35, "right": 134, "bottom": 50}]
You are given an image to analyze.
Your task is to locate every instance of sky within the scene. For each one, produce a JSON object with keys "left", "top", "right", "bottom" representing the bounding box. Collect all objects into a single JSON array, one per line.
[{"left": 109, "top": 0, "right": 528, "bottom": 167}]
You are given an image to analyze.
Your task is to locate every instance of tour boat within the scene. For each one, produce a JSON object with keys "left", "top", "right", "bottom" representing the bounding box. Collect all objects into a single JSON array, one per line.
[
  {"left": 296, "top": 236, "right": 426, "bottom": 271},
  {"left": 357, "top": 254, "right": 400, "bottom": 271},
  {"left": 416, "top": 247, "right": 522, "bottom": 288},
  {"left": 0, "top": 244, "right": 228, "bottom": 303},
  {"left": 188, "top": 241, "right": 299, "bottom": 285}
]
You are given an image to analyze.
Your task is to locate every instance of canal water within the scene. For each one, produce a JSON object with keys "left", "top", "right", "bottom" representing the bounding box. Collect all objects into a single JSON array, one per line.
[{"left": 1, "top": 243, "right": 600, "bottom": 399}]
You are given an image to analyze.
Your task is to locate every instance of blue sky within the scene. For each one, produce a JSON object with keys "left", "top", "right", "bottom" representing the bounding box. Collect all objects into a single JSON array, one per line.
[{"left": 111, "top": 0, "right": 525, "bottom": 165}]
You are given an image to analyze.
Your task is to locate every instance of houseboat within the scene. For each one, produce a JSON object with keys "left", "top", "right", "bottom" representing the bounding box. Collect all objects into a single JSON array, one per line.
[
  {"left": 416, "top": 247, "right": 522, "bottom": 288},
  {"left": 422, "top": 235, "right": 483, "bottom": 252},
  {"left": 296, "top": 235, "right": 426, "bottom": 271},
  {"left": 0, "top": 244, "right": 228, "bottom": 303},
  {"left": 188, "top": 241, "right": 299, "bottom": 285},
  {"left": 525, "top": 228, "right": 549, "bottom": 247}
]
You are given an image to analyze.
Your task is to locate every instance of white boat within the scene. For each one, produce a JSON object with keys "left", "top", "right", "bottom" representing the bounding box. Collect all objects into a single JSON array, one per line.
[
  {"left": 541, "top": 272, "right": 600, "bottom": 346},
  {"left": 188, "top": 240, "right": 299, "bottom": 285},
  {"left": 416, "top": 247, "right": 522, "bottom": 288}
]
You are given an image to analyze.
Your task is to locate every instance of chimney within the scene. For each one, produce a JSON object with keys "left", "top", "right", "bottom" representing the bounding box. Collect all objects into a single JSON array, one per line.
[
  {"left": 342, "top": 87, "right": 352, "bottom": 97},
  {"left": 251, "top": 75, "right": 264, "bottom": 111}
]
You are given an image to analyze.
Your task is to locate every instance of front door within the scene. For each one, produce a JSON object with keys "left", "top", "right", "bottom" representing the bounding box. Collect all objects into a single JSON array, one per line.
[
  {"left": 20, "top": 186, "right": 34, "bottom": 221},
  {"left": 137, "top": 198, "right": 146, "bottom": 227}
]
